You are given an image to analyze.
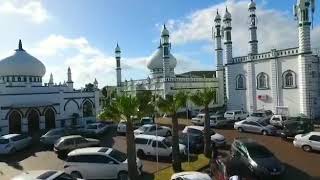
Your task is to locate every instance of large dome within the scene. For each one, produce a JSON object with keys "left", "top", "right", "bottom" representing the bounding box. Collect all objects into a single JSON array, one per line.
[
  {"left": 146, "top": 46, "right": 177, "bottom": 70},
  {"left": 0, "top": 40, "right": 46, "bottom": 77}
]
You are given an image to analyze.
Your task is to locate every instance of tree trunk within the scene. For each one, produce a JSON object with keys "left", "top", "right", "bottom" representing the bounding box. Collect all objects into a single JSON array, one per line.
[
  {"left": 126, "top": 119, "right": 138, "bottom": 179},
  {"left": 204, "top": 105, "right": 211, "bottom": 157},
  {"left": 171, "top": 113, "right": 182, "bottom": 172}
]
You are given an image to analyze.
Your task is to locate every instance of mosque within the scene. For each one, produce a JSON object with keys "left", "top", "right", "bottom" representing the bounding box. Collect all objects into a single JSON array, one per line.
[
  {"left": 0, "top": 40, "right": 100, "bottom": 135},
  {"left": 215, "top": 0, "right": 320, "bottom": 118}
]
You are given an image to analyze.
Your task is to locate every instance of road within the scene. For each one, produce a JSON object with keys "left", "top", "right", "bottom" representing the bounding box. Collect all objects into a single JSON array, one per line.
[{"left": 1, "top": 125, "right": 320, "bottom": 180}]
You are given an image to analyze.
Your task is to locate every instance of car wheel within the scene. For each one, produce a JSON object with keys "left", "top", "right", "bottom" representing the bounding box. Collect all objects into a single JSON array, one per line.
[
  {"left": 262, "top": 130, "right": 268, "bottom": 136},
  {"left": 166, "top": 131, "right": 172, "bottom": 137},
  {"left": 118, "top": 171, "right": 129, "bottom": 180},
  {"left": 71, "top": 171, "right": 83, "bottom": 179},
  {"left": 137, "top": 149, "right": 145, "bottom": 158},
  {"left": 238, "top": 127, "right": 243, "bottom": 132},
  {"left": 302, "top": 145, "right": 312, "bottom": 152}
]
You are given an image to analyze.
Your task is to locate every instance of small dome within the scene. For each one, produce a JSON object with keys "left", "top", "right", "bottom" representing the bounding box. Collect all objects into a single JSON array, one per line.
[
  {"left": 214, "top": 10, "right": 221, "bottom": 21},
  {"left": 223, "top": 7, "right": 232, "bottom": 20},
  {"left": 0, "top": 40, "right": 46, "bottom": 77},
  {"left": 147, "top": 46, "right": 177, "bottom": 70},
  {"left": 115, "top": 43, "right": 121, "bottom": 52},
  {"left": 161, "top": 24, "right": 170, "bottom": 37},
  {"left": 248, "top": 0, "right": 256, "bottom": 9}
]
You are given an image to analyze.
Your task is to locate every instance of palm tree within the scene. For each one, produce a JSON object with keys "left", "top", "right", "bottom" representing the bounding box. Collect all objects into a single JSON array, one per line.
[
  {"left": 156, "top": 91, "right": 188, "bottom": 172},
  {"left": 190, "top": 88, "right": 216, "bottom": 157},
  {"left": 99, "top": 95, "right": 139, "bottom": 180}
]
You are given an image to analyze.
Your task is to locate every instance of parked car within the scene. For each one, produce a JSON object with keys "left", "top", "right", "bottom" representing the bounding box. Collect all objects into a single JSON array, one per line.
[
  {"left": 135, "top": 134, "right": 186, "bottom": 158},
  {"left": 117, "top": 120, "right": 127, "bottom": 134},
  {"left": 54, "top": 135, "right": 100, "bottom": 155},
  {"left": 182, "top": 126, "right": 226, "bottom": 146},
  {"left": 269, "top": 115, "right": 288, "bottom": 127},
  {"left": 280, "top": 120, "right": 314, "bottom": 140},
  {"left": 171, "top": 171, "right": 211, "bottom": 180},
  {"left": 191, "top": 113, "right": 206, "bottom": 125},
  {"left": 293, "top": 131, "right": 320, "bottom": 152},
  {"left": 0, "top": 134, "right": 32, "bottom": 154},
  {"left": 210, "top": 115, "right": 232, "bottom": 128},
  {"left": 40, "top": 128, "right": 69, "bottom": 146},
  {"left": 134, "top": 124, "right": 171, "bottom": 137},
  {"left": 224, "top": 110, "right": 248, "bottom": 121},
  {"left": 12, "top": 170, "right": 82, "bottom": 180},
  {"left": 230, "top": 138, "right": 285, "bottom": 178},
  {"left": 65, "top": 147, "right": 143, "bottom": 179},
  {"left": 245, "top": 110, "right": 273, "bottom": 122},
  {"left": 140, "top": 117, "right": 154, "bottom": 125},
  {"left": 234, "top": 120, "right": 277, "bottom": 135},
  {"left": 179, "top": 133, "right": 204, "bottom": 153},
  {"left": 83, "top": 123, "right": 108, "bottom": 136}
]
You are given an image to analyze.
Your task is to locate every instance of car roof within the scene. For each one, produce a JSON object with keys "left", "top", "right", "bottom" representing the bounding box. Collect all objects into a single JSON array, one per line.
[
  {"left": 68, "top": 147, "right": 112, "bottom": 156},
  {"left": 235, "top": 138, "right": 261, "bottom": 146},
  {"left": 1, "top": 134, "right": 20, "bottom": 139},
  {"left": 142, "top": 124, "right": 156, "bottom": 127},
  {"left": 171, "top": 171, "right": 211, "bottom": 180},
  {"left": 60, "top": 135, "right": 82, "bottom": 140},
  {"left": 226, "top": 110, "right": 242, "bottom": 112},
  {"left": 135, "top": 134, "right": 165, "bottom": 141},
  {"left": 12, "top": 170, "right": 63, "bottom": 180},
  {"left": 309, "top": 131, "right": 320, "bottom": 136},
  {"left": 185, "top": 125, "right": 204, "bottom": 131}
]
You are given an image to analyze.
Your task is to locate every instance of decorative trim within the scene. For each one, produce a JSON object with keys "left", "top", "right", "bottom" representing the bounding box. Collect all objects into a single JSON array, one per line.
[
  {"left": 5, "top": 109, "right": 23, "bottom": 120},
  {"left": 25, "top": 107, "right": 42, "bottom": 118},
  {"left": 43, "top": 106, "right": 58, "bottom": 115},
  {"left": 64, "top": 99, "right": 80, "bottom": 111},
  {"left": 0, "top": 92, "right": 59, "bottom": 96}
]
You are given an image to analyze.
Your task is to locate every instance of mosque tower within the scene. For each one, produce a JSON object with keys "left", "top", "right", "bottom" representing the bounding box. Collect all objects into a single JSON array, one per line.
[
  {"left": 223, "top": 7, "right": 233, "bottom": 64},
  {"left": 67, "top": 67, "right": 73, "bottom": 89},
  {"left": 115, "top": 43, "right": 122, "bottom": 87},
  {"left": 214, "top": 10, "right": 225, "bottom": 106},
  {"left": 248, "top": 0, "right": 258, "bottom": 54},
  {"left": 161, "top": 24, "right": 171, "bottom": 97},
  {"left": 294, "top": 0, "right": 316, "bottom": 118}
]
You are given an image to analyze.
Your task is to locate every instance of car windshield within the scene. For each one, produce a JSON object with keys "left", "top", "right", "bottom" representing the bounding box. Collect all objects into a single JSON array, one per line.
[
  {"left": 251, "top": 113, "right": 263, "bottom": 117},
  {"left": 301, "top": 132, "right": 310, "bottom": 137},
  {"left": 46, "top": 129, "right": 64, "bottom": 136},
  {"left": 0, "top": 138, "right": 9, "bottom": 144},
  {"left": 187, "top": 128, "right": 203, "bottom": 135},
  {"left": 163, "top": 139, "right": 172, "bottom": 147},
  {"left": 247, "top": 145, "right": 273, "bottom": 158},
  {"left": 87, "top": 124, "right": 97, "bottom": 129},
  {"left": 109, "top": 149, "right": 127, "bottom": 162},
  {"left": 138, "top": 126, "right": 149, "bottom": 132}
]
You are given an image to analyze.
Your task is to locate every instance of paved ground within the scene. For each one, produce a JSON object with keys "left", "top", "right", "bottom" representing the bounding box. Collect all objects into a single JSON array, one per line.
[{"left": 1, "top": 124, "right": 320, "bottom": 180}]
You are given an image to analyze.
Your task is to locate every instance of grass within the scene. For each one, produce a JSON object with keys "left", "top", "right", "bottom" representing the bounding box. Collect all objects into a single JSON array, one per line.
[{"left": 153, "top": 154, "right": 210, "bottom": 180}]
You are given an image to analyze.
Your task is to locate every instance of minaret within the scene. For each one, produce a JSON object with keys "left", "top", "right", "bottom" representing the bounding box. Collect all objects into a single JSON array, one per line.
[
  {"left": 223, "top": 7, "right": 233, "bottom": 64},
  {"left": 294, "top": 0, "right": 316, "bottom": 118},
  {"left": 248, "top": 0, "right": 258, "bottom": 54},
  {"left": 115, "top": 43, "right": 122, "bottom": 87},
  {"left": 48, "top": 73, "right": 54, "bottom": 85},
  {"left": 67, "top": 67, "right": 73, "bottom": 89},
  {"left": 214, "top": 10, "right": 225, "bottom": 106},
  {"left": 94, "top": 78, "right": 98, "bottom": 89},
  {"left": 161, "top": 24, "right": 171, "bottom": 79}
]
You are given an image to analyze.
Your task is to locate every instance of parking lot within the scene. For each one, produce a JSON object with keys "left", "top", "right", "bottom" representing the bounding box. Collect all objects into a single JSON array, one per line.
[{"left": 0, "top": 125, "right": 320, "bottom": 180}]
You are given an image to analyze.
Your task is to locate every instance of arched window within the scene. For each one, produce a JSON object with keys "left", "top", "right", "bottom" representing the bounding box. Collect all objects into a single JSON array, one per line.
[
  {"left": 257, "top": 72, "right": 269, "bottom": 89},
  {"left": 283, "top": 70, "right": 296, "bottom": 88},
  {"left": 236, "top": 74, "right": 245, "bottom": 90}
]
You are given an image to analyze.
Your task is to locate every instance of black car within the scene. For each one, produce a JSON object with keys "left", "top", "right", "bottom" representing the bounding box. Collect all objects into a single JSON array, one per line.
[
  {"left": 179, "top": 133, "right": 204, "bottom": 153},
  {"left": 280, "top": 120, "right": 313, "bottom": 140},
  {"left": 231, "top": 138, "right": 285, "bottom": 178}
]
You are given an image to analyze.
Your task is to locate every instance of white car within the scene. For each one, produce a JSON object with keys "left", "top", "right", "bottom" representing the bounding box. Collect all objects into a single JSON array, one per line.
[
  {"left": 210, "top": 115, "right": 231, "bottom": 128},
  {"left": 224, "top": 110, "right": 248, "bottom": 121},
  {"left": 171, "top": 171, "right": 211, "bottom": 180},
  {"left": 293, "top": 131, "right": 320, "bottom": 152},
  {"left": 12, "top": 170, "right": 82, "bottom": 180},
  {"left": 117, "top": 120, "right": 127, "bottom": 134},
  {"left": 182, "top": 126, "right": 226, "bottom": 146},
  {"left": 65, "top": 147, "right": 143, "bottom": 179},
  {"left": 134, "top": 124, "right": 171, "bottom": 137},
  {"left": 135, "top": 134, "right": 186, "bottom": 157},
  {"left": 84, "top": 123, "right": 107, "bottom": 135},
  {"left": 191, "top": 113, "right": 206, "bottom": 125},
  {"left": 0, "top": 134, "right": 32, "bottom": 154}
]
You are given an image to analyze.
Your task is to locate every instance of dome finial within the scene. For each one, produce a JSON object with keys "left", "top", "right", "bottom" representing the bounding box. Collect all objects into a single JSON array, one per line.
[{"left": 17, "top": 39, "right": 25, "bottom": 51}]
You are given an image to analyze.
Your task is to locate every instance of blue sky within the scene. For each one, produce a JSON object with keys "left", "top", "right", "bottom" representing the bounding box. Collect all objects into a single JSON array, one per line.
[{"left": 0, "top": 0, "right": 319, "bottom": 88}]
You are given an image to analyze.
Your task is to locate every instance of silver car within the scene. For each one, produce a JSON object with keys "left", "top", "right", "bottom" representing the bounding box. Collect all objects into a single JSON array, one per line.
[
  {"left": 54, "top": 135, "right": 100, "bottom": 155},
  {"left": 234, "top": 120, "right": 277, "bottom": 135}
]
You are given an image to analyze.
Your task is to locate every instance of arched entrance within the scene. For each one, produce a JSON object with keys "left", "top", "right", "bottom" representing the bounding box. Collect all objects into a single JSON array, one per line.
[
  {"left": 44, "top": 108, "right": 55, "bottom": 130},
  {"left": 83, "top": 101, "right": 94, "bottom": 117},
  {"left": 9, "top": 111, "right": 22, "bottom": 133},
  {"left": 27, "top": 109, "right": 40, "bottom": 134}
]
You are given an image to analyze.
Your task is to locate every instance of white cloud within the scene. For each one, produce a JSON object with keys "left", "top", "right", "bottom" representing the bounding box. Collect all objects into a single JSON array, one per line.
[
  {"left": 168, "top": 0, "right": 320, "bottom": 56},
  {"left": 29, "top": 35, "right": 149, "bottom": 88},
  {"left": 0, "top": 0, "right": 49, "bottom": 24}
]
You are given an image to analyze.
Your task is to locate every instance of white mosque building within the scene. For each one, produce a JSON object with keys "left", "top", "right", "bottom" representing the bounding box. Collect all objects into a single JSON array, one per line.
[
  {"left": 0, "top": 40, "right": 100, "bottom": 135},
  {"left": 214, "top": 0, "right": 319, "bottom": 118},
  {"left": 114, "top": 25, "right": 224, "bottom": 110}
]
